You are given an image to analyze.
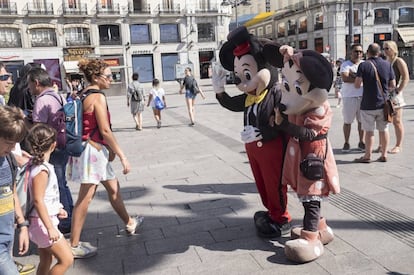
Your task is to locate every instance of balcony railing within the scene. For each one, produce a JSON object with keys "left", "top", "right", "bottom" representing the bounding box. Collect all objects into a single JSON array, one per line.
[
  {"left": 0, "top": 2, "right": 17, "bottom": 15},
  {"left": 157, "top": 4, "right": 181, "bottom": 15},
  {"left": 194, "top": 6, "right": 219, "bottom": 13},
  {"left": 128, "top": 3, "right": 151, "bottom": 14},
  {"left": 96, "top": 3, "right": 120, "bottom": 15},
  {"left": 25, "top": 3, "right": 54, "bottom": 15},
  {"left": 63, "top": 3, "right": 88, "bottom": 16}
]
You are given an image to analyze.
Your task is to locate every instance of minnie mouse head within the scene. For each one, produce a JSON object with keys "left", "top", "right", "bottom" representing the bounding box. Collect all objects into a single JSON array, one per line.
[
  {"left": 263, "top": 45, "right": 333, "bottom": 115},
  {"left": 219, "top": 26, "right": 282, "bottom": 96}
]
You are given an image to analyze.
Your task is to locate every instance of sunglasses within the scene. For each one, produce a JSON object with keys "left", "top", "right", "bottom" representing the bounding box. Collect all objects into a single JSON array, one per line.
[
  {"left": 0, "top": 74, "right": 11, "bottom": 81},
  {"left": 100, "top": 74, "right": 113, "bottom": 80}
]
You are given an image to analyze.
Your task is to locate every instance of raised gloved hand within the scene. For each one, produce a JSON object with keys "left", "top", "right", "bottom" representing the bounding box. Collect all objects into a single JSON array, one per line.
[
  {"left": 240, "top": 125, "right": 263, "bottom": 143},
  {"left": 211, "top": 62, "right": 227, "bottom": 94}
]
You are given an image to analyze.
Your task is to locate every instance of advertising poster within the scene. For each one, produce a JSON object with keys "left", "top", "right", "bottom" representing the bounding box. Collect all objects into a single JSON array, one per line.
[{"left": 33, "top": 58, "right": 62, "bottom": 91}]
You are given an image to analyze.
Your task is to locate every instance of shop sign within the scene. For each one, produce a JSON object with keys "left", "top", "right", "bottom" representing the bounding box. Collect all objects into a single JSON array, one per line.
[
  {"left": 104, "top": 58, "right": 120, "bottom": 66},
  {"left": 63, "top": 47, "right": 94, "bottom": 61}
]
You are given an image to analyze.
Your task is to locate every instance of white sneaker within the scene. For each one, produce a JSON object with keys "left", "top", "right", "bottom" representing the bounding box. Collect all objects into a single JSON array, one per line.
[
  {"left": 126, "top": 215, "right": 144, "bottom": 235},
  {"left": 71, "top": 242, "right": 97, "bottom": 259}
]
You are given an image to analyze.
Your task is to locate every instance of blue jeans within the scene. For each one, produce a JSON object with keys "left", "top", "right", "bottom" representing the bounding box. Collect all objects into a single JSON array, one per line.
[
  {"left": 0, "top": 245, "right": 18, "bottom": 275},
  {"left": 0, "top": 194, "right": 18, "bottom": 275},
  {"left": 50, "top": 149, "right": 73, "bottom": 230}
]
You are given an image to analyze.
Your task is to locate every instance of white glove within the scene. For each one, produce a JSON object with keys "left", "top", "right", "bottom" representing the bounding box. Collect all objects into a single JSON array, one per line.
[
  {"left": 211, "top": 62, "right": 227, "bottom": 94},
  {"left": 240, "top": 125, "right": 262, "bottom": 143}
]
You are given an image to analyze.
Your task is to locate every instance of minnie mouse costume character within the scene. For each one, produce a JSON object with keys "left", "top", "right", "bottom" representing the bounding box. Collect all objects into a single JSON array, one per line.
[
  {"left": 212, "top": 26, "right": 291, "bottom": 238},
  {"left": 262, "top": 44, "right": 340, "bottom": 263}
]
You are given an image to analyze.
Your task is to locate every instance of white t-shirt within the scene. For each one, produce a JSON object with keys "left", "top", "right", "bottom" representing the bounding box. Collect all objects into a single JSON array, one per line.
[
  {"left": 340, "top": 60, "right": 364, "bottom": 97},
  {"left": 28, "top": 162, "right": 62, "bottom": 217},
  {"left": 149, "top": 87, "right": 165, "bottom": 108}
]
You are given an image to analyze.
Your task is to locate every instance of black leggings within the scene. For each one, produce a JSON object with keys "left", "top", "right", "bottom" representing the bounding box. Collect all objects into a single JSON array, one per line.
[{"left": 302, "top": 201, "right": 321, "bottom": 232}]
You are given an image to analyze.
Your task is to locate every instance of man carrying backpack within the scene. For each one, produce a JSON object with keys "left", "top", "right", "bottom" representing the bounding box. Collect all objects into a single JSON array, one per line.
[
  {"left": 127, "top": 72, "right": 145, "bottom": 130},
  {"left": 26, "top": 67, "right": 73, "bottom": 234}
]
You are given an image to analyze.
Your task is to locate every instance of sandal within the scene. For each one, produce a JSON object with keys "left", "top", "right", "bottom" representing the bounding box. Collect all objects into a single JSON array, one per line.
[
  {"left": 377, "top": 156, "right": 387, "bottom": 162},
  {"left": 388, "top": 147, "right": 401, "bottom": 154},
  {"left": 373, "top": 146, "right": 382, "bottom": 153},
  {"left": 354, "top": 156, "right": 371, "bottom": 163},
  {"left": 15, "top": 261, "right": 36, "bottom": 275}
]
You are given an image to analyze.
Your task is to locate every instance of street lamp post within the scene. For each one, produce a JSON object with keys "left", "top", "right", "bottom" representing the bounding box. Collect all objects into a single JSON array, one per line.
[
  {"left": 348, "top": 0, "right": 354, "bottom": 57},
  {"left": 221, "top": 0, "right": 251, "bottom": 28}
]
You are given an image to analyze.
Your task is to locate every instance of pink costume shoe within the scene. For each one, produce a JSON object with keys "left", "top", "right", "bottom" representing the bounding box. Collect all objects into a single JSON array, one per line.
[
  {"left": 290, "top": 217, "right": 334, "bottom": 245},
  {"left": 285, "top": 229, "right": 324, "bottom": 263}
]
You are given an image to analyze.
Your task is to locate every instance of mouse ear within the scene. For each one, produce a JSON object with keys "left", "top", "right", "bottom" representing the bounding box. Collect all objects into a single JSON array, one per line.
[
  {"left": 219, "top": 41, "right": 236, "bottom": 71},
  {"left": 263, "top": 42, "right": 284, "bottom": 68},
  {"left": 301, "top": 50, "right": 334, "bottom": 91}
]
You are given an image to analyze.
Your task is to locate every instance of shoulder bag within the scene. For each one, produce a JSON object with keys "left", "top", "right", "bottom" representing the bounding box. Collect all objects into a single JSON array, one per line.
[{"left": 369, "top": 61, "right": 395, "bottom": 123}]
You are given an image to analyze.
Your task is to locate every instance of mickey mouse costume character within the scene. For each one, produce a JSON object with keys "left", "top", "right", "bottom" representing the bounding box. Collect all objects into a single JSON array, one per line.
[
  {"left": 212, "top": 26, "right": 291, "bottom": 238},
  {"left": 262, "top": 44, "right": 340, "bottom": 263}
]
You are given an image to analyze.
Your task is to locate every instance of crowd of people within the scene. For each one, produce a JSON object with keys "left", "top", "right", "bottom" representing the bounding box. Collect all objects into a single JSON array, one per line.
[
  {"left": 334, "top": 41, "right": 409, "bottom": 163},
  {"left": 0, "top": 59, "right": 147, "bottom": 274},
  {"left": 0, "top": 58, "right": 207, "bottom": 274},
  {"left": 0, "top": 39, "right": 410, "bottom": 273}
]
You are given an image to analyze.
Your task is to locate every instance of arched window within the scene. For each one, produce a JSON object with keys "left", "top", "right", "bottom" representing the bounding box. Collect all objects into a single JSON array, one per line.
[
  {"left": 0, "top": 28, "right": 21, "bottom": 48},
  {"left": 65, "top": 27, "right": 90, "bottom": 46},
  {"left": 30, "top": 28, "right": 57, "bottom": 47}
]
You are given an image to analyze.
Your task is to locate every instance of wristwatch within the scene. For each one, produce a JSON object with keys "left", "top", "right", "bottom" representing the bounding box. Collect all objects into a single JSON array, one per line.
[{"left": 17, "top": 220, "right": 29, "bottom": 228}]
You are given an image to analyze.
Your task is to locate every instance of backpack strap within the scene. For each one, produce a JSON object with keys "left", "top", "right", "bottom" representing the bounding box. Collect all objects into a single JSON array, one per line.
[
  {"left": 6, "top": 153, "right": 18, "bottom": 188},
  {"left": 40, "top": 90, "right": 64, "bottom": 107},
  {"left": 26, "top": 162, "right": 50, "bottom": 218}
]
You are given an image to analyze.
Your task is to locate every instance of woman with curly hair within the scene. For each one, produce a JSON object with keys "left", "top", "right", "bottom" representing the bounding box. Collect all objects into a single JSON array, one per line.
[{"left": 67, "top": 59, "right": 143, "bottom": 259}]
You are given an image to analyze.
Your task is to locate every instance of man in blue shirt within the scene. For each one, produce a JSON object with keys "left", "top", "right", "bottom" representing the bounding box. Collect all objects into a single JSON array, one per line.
[{"left": 354, "top": 43, "right": 396, "bottom": 163}]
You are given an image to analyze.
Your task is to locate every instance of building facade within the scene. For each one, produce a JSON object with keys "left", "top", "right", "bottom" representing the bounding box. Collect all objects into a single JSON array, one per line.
[
  {"left": 0, "top": 0, "right": 231, "bottom": 94},
  {"left": 245, "top": 0, "right": 414, "bottom": 78}
]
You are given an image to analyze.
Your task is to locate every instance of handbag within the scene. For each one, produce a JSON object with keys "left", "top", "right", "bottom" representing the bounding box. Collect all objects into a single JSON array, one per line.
[
  {"left": 299, "top": 134, "right": 328, "bottom": 181},
  {"left": 369, "top": 61, "right": 395, "bottom": 123},
  {"left": 383, "top": 99, "right": 395, "bottom": 123},
  {"left": 154, "top": 96, "right": 164, "bottom": 110}
]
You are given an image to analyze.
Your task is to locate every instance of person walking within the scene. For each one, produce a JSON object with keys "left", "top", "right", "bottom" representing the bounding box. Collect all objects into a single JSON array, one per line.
[
  {"left": 1, "top": 62, "right": 36, "bottom": 275},
  {"left": 66, "top": 59, "right": 143, "bottom": 259},
  {"left": 26, "top": 124, "right": 73, "bottom": 275},
  {"left": 354, "top": 43, "right": 396, "bottom": 163},
  {"left": 147, "top": 78, "right": 166, "bottom": 128},
  {"left": 179, "top": 67, "right": 205, "bottom": 126},
  {"left": 27, "top": 67, "right": 74, "bottom": 235},
  {"left": 127, "top": 72, "right": 145, "bottom": 130},
  {"left": 0, "top": 105, "right": 31, "bottom": 275},
  {"left": 334, "top": 59, "right": 343, "bottom": 108},
  {"left": 340, "top": 44, "right": 365, "bottom": 153},
  {"left": 383, "top": 40, "right": 409, "bottom": 154}
]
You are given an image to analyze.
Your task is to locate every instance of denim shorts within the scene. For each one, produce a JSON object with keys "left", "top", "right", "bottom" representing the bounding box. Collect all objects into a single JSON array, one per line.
[{"left": 185, "top": 90, "right": 196, "bottom": 99}]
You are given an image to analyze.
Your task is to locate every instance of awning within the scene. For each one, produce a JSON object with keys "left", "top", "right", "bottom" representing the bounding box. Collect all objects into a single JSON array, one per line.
[
  {"left": 63, "top": 61, "right": 79, "bottom": 74},
  {"left": 396, "top": 27, "right": 414, "bottom": 43},
  {"left": 229, "top": 13, "right": 256, "bottom": 31},
  {"left": 244, "top": 11, "right": 275, "bottom": 27}
]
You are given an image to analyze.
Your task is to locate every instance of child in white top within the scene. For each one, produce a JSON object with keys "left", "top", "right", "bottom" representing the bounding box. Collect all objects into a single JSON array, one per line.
[
  {"left": 147, "top": 78, "right": 166, "bottom": 128},
  {"left": 26, "top": 124, "right": 73, "bottom": 275}
]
